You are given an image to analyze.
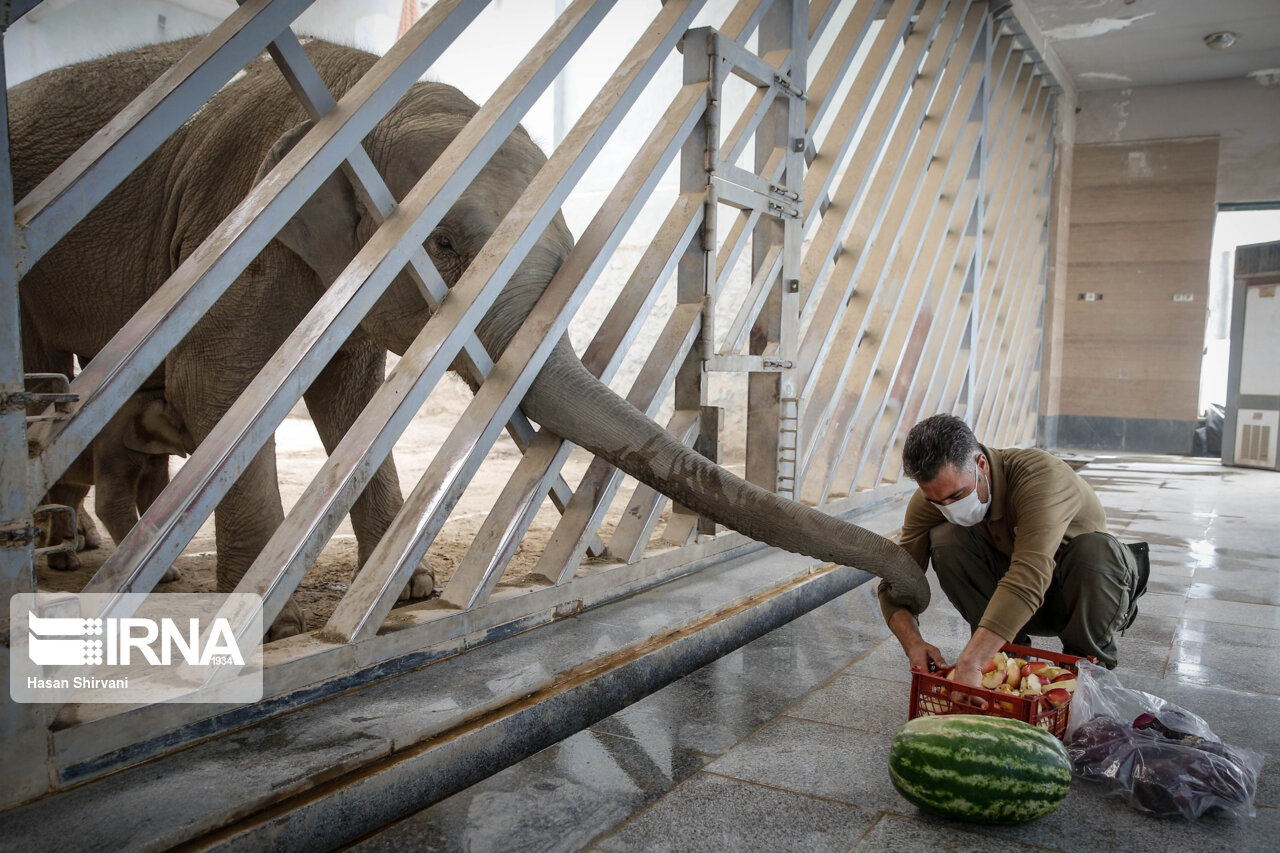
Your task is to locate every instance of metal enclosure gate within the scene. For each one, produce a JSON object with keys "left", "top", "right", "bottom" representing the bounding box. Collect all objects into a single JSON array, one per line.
[{"left": 1, "top": 0, "right": 1059, "bottom": 806}]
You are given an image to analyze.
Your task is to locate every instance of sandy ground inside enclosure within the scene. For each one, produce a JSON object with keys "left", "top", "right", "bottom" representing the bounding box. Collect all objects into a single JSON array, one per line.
[{"left": 34, "top": 372, "right": 663, "bottom": 632}]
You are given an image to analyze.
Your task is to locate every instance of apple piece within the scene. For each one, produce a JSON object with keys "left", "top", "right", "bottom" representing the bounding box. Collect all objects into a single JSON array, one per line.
[
  {"left": 1011, "top": 657, "right": 1028, "bottom": 672},
  {"left": 1049, "top": 678, "right": 1076, "bottom": 693},
  {"left": 1020, "top": 660, "right": 1050, "bottom": 679},
  {"left": 983, "top": 652, "right": 1009, "bottom": 674},
  {"left": 1022, "top": 673, "right": 1042, "bottom": 695},
  {"left": 1004, "top": 658, "right": 1022, "bottom": 690},
  {"left": 1040, "top": 666, "right": 1069, "bottom": 681},
  {"left": 1045, "top": 687, "right": 1071, "bottom": 708},
  {"left": 1051, "top": 671, "right": 1076, "bottom": 683},
  {"left": 982, "top": 667, "right": 1007, "bottom": 689}
]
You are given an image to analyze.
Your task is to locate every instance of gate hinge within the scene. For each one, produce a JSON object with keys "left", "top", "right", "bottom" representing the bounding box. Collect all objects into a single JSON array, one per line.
[
  {"left": 1, "top": 390, "right": 33, "bottom": 414},
  {"left": 1, "top": 522, "right": 38, "bottom": 548}
]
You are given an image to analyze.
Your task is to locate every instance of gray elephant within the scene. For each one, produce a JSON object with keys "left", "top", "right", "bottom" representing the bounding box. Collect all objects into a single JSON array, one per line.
[
  {"left": 38, "top": 386, "right": 192, "bottom": 578},
  {"left": 11, "top": 37, "right": 928, "bottom": 637}
]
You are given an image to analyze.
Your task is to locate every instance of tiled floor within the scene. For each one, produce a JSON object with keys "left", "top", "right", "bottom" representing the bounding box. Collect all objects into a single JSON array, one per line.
[{"left": 349, "top": 457, "right": 1280, "bottom": 852}]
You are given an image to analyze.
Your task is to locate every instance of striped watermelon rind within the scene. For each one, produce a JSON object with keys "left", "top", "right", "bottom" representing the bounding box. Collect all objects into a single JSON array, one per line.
[{"left": 889, "top": 714, "right": 1072, "bottom": 824}]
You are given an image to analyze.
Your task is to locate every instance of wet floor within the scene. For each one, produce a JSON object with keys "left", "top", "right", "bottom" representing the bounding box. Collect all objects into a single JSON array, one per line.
[{"left": 348, "top": 456, "right": 1279, "bottom": 852}]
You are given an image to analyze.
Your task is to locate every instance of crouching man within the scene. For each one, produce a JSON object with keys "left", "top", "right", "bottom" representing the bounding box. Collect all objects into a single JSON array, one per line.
[{"left": 881, "top": 414, "right": 1148, "bottom": 691}]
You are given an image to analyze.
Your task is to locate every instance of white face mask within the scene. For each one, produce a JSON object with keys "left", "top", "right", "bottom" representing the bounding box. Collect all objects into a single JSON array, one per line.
[{"left": 937, "top": 465, "right": 990, "bottom": 527}]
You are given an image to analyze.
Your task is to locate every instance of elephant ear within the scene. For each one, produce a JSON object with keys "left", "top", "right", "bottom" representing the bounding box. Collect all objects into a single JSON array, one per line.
[
  {"left": 126, "top": 399, "right": 195, "bottom": 458},
  {"left": 256, "top": 121, "right": 367, "bottom": 283}
]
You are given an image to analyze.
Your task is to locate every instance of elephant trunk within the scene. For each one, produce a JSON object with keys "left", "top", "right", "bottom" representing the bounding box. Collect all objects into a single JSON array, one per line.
[{"left": 520, "top": 338, "right": 931, "bottom": 614}]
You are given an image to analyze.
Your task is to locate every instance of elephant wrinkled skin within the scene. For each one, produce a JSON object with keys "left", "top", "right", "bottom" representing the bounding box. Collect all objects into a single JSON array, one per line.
[{"left": 11, "top": 37, "right": 928, "bottom": 637}]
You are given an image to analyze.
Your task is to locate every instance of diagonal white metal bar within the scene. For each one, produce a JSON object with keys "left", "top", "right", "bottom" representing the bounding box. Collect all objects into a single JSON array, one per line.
[
  {"left": 798, "top": 0, "right": 925, "bottom": 263},
  {"left": 536, "top": 298, "right": 703, "bottom": 586},
  {"left": 981, "top": 130, "right": 1054, "bottom": 441},
  {"left": 439, "top": 196, "right": 704, "bottom": 608},
  {"left": 976, "top": 93, "right": 1054, "bottom": 414},
  {"left": 721, "top": 243, "right": 784, "bottom": 354},
  {"left": 261, "top": 4, "right": 605, "bottom": 541},
  {"left": 845, "top": 145, "right": 985, "bottom": 489},
  {"left": 534, "top": 303, "right": 702, "bottom": 585},
  {"left": 714, "top": 28, "right": 803, "bottom": 94},
  {"left": 581, "top": 195, "right": 705, "bottom": 383},
  {"left": 805, "top": 0, "right": 884, "bottom": 144},
  {"left": 436, "top": 90, "right": 706, "bottom": 612},
  {"left": 13, "top": 0, "right": 316, "bottom": 276},
  {"left": 324, "top": 2, "right": 709, "bottom": 643},
  {"left": 807, "top": 0, "right": 843, "bottom": 52},
  {"left": 799, "top": 6, "right": 984, "bottom": 504},
  {"left": 834, "top": 100, "right": 988, "bottom": 495},
  {"left": 794, "top": 0, "right": 970, "bottom": 465},
  {"left": 971, "top": 84, "right": 1052, "bottom": 418},
  {"left": 31, "top": 0, "right": 487, "bottom": 507},
  {"left": 79, "top": 0, "right": 575, "bottom": 609},
  {"left": 860, "top": 200, "right": 981, "bottom": 490},
  {"left": 436, "top": 0, "right": 797, "bottom": 608},
  {"left": 991, "top": 132, "right": 1055, "bottom": 442},
  {"left": 721, "top": 85, "right": 780, "bottom": 166},
  {"left": 200, "top": 0, "right": 626, "bottom": 633},
  {"left": 793, "top": 0, "right": 948, "bottom": 377},
  {"left": 991, "top": 242, "right": 1049, "bottom": 443},
  {"left": 606, "top": 408, "right": 702, "bottom": 563}
]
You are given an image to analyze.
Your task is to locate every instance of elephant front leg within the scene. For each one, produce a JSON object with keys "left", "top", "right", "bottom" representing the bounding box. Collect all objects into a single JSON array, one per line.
[
  {"left": 211, "top": 439, "right": 307, "bottom": 638},
  {"left": 303, "top": 338, "right": 436, "bottom": 600}
]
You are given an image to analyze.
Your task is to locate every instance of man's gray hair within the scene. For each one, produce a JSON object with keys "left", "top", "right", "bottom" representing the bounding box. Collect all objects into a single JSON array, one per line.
[{"left": 901, "top": 414, "right": 981, "bottom": 482}]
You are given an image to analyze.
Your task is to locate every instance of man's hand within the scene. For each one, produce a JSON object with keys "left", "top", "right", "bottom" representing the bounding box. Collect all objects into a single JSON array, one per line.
[
  {"left": 907, "top": 640, "right": 947, "bottom": 673},
  {"left": 948, "top": 626, "right": 1008, "bottom": 709},
  {"left": 888, "top": 609, "right": 947, "bottom": 672}
]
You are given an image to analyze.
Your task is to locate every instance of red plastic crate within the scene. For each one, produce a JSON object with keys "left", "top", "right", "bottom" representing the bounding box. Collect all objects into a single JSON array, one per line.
[{"left": 907, "top": 643, "right": 1090, "bottom": 740}]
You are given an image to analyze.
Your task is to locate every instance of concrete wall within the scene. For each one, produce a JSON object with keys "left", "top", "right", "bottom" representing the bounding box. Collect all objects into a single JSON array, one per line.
[
  {"left": 1043, "top": 76, "right": 1280, "bottom": 452},
  {"left": 1074, "top": 77, "right": 1280, "bottom": 204}
]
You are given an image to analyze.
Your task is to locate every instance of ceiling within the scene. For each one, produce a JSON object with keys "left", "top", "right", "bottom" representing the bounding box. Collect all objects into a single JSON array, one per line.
[{"left": 1013, "top": 0, "right": 1280, "bottom": 92}]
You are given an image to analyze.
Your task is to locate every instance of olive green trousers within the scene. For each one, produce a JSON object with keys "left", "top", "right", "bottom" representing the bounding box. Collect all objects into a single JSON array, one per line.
[{"left": 927, "top": 525, "right": 1139, "bottom": 668}]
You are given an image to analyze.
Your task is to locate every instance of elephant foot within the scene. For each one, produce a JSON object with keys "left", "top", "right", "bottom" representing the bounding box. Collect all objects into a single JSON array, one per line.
[
  {"left": 78, "top": 516, "right": 104, "bottom": 551},
  {"left": 398, "top": 565, "right": 438, "bottom": 602},
  {"left": 265, "top": 599, "right": 308, "bottom": 642},
  {"left": 46, "top": 550, "right": 82, "bottom": 571}
]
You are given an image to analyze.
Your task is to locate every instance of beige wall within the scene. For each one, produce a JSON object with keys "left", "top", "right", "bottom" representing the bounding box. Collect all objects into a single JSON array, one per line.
[
  {"left": 1042, "top": 75, "right": 1279, "bottom": 450},
  {"left": 1051, "top": 137, "right": 1219, "bottom": 450}
]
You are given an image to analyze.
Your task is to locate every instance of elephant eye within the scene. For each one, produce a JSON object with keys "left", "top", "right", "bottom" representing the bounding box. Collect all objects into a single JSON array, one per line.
[{"left": 429, "top": 232, "right": 455, "bottom": 255}]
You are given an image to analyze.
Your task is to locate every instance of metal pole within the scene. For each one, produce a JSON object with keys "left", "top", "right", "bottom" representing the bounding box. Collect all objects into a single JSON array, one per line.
[{"left": 0, "top": 33, "right": 51, "bottom": 810}]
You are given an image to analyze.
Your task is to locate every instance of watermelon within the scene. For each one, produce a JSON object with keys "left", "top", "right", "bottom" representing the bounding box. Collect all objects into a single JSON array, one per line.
[{"left": 889, "top": 714, "right": 1072, "bottom": 823}]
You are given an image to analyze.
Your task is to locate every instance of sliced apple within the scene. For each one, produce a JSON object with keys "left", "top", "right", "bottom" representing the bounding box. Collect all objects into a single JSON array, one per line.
[
  {"left": 981, "top": 668, "right": 1006, "bottom": 689},
  {"left": 1040, "top": 666, "right": 1069, "bottom": 681},
  {"left": 1049, "top": 678, "right": 1076, "bottom": 693},
  {"left": 1022, "top": 673, "right": 1043, "bottom": 695},
  {"left": 1044, "top": 687, "right": 1071, "bottom": 708},
  {"left": 1051, "top": 671, "right": 1076, "bottom": 683},
  {"left": 1020, "top": 660, "right": 1050, "bottom": 679},
  {"left": 1004, "top": 658, "right": 1022, "bottom": 690}
]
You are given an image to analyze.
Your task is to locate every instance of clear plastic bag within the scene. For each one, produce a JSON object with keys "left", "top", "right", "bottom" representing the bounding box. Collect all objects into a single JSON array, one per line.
[{"left": 1063, "top": 661, "right": 1264, "bottom": 819}]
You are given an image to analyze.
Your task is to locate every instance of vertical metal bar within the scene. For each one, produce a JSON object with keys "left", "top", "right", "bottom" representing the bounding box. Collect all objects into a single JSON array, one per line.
[
  {"left": 0, "top": 35, "right": 50, "bottom": 810},
  {"left": 670, "top": 26, "right": 716, "bottom": 538}
]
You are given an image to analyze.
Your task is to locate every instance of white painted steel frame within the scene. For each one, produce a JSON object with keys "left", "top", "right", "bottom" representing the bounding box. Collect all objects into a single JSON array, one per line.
[{"left": 1, "top": 0, "right": 1063, "bottom": 802}]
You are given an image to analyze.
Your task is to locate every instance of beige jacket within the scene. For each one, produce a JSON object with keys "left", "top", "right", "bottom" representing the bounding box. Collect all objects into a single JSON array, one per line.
[{"left": 879, "top": 445, "right": 1109, "bottom": 640}]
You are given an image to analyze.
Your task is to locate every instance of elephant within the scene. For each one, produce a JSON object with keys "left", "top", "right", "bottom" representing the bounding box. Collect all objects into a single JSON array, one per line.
[
  {"left": 37, "top": 385, "right": 192, "bottom": 579},
  {"left": 11, "top": 36, "right": 928, "bottom": 638}
]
